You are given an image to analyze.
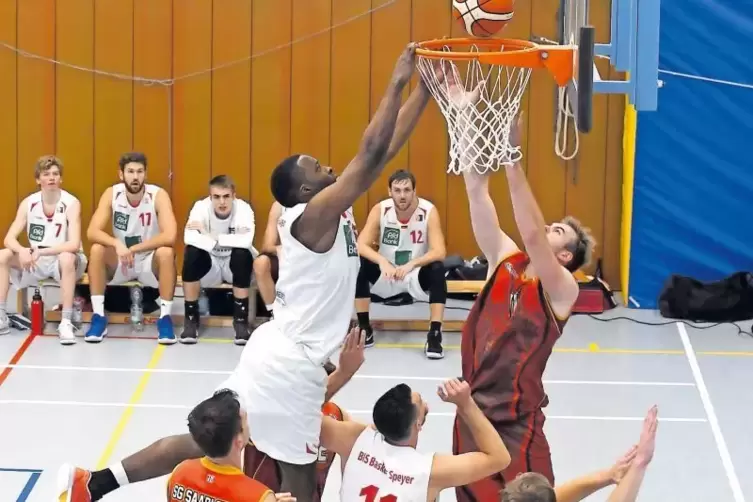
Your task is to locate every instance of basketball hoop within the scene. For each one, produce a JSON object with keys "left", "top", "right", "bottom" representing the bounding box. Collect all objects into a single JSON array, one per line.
[{"left": 416, "top": 37, "right": 577, "bottom": 175}]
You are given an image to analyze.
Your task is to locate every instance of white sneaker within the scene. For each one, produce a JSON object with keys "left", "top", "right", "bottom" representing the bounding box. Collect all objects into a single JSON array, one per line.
[
  {"left": 58, "top": 320, "right": 77, "bottom": 345},
  {"left": 0, "top": 313, "right": 9, "bottom": 335}
]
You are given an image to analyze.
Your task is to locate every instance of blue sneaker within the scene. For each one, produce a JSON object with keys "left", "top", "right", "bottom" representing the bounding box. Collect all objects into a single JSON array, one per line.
[
  {"left": 84, "top": 314, "right": 108, "bottom": 343},
  {"left": 157, "top": 315, "right": 176, "bottom": 345}
]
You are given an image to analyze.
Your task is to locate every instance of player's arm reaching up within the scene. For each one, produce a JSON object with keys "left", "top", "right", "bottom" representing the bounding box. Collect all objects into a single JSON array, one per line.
[
  {"left": 324, "top": 327, "right": 366, "bottom": 402},
  {"left": 291, "top": 44, "right": 419, "bottom": 253}
]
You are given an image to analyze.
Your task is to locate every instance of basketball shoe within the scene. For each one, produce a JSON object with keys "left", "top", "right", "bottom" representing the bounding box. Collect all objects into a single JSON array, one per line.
[{"left": 56, "top": 463, "right": 92, "bottom": 502}]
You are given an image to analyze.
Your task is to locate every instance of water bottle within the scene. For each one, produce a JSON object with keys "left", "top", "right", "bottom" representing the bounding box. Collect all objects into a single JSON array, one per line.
[
  {"left": 198, "top": 289, "right": 210, "bottom": 316},
  {"left": 30, "top": 288, "right": 44, "bottom": 336},
  {"left": 72, "top": 296, "right": 84, "bottom": 328},
  {"left": 129, "top": 286, "right": 144, "bottom": 331}
]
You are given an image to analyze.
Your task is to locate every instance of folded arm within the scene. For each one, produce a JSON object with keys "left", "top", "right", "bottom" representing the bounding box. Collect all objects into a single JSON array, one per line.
[
  {"left": 183, "top": 202, "right": 216, "bottom": 253},
  {"left": 217, "top": 202, "right": 255, "bottom": 249},
  {"left": 130, "top": 189, "right": 178, "bottom": 253},
  {"left": 87, "top": 188, "right": 120, "bottom": 248},
  {"left": 407, "top": 208, "right": 446, "bottom": 268},
  {"left": 37, "top": 200, "right": 82, "bottom": 256},
  {"left": 3, "top": 200, "right": 29, "bottom": 254}
]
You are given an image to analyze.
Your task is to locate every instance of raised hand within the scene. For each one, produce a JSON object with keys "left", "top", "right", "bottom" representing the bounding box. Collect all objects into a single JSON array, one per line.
[
  {"left": 392, "top": 42, "right": 418, "bottom": 87},
  {"left": 338, "top": 326, "right": 365, "bottom": 375},
  {"left": 437, "top": 377, "right": 472, "bottom": 407}
]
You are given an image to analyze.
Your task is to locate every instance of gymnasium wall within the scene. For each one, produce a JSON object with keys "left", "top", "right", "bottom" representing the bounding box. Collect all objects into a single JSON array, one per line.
[
  {"left": 0, "top": 0, "right": 625, "bottom": 286},
  {"left": 625, "top": 0, "right": 753, "bottom": 308}
]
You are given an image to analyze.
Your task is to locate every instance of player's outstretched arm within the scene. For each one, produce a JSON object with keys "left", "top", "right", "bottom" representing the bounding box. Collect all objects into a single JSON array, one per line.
[
  {"left": 427, "top": 379, "right": 511, "bottom": 500},
  {"left": 319, "top": 415, "right": 368, "bottom": 467},
  {"left": 130, "top": 189, "right": 177, "bottom": 254},
  {"left": 37, "top": 199, "right": 82, "bottom": 256},
  {"left": 217, "top": 201, "right": 255, "bottom": 249},
  {"left": 3, "top": 199, "right": 29, "bottom": 254},
  {"left": 554, "top": 446, "right": 638, "bottom": 502},
  {"left": 504, "top": 115, "right": 579, "bottom": 314},
  {"left": 382, "top": 74, "right": 434, "bottom": 164},
  {"left": 260, "top": 202, "right": 282, "bottom": 255},
  {"left": 294, "top": 44, "right": 416, "bottom": 251},
  {"left": 356, "top": 204, "right": 388, "bottom": 266},
  {"left": 87, "top": 187, "right": 120, "bottom": 248},
  {"left": 605, "top": 406, "right": 658, "bottom": 502}
]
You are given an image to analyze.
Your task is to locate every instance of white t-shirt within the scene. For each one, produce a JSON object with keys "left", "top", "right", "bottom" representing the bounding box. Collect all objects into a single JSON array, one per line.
[{"left": 183, "top": 196, "right": 256, "bottom": 258}]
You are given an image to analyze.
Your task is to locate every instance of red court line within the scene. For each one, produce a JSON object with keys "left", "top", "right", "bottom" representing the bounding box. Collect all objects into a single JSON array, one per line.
[{"left": 0, "top": 334, "right": 36, "bottom": 388}]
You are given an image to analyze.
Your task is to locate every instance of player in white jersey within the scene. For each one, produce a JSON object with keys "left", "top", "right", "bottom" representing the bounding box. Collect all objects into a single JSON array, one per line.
[
  {"left": 0, "top": 155, "right": 87, "bottom": 344},
  {"left": 252, "top": 201, "right": 283, "bottom": 319},
  {"left": 55, "top": 44, "right": 438, "bottom": 502},
  {"left": 354, "top": 169, "right": 448, "bottom": 358},
  {"left": 180, "top": 175, "right": 257, "bottom": 345},
  {"left": 321, "top": 378, "right": 511, "bottom": 502},
  {"left": 84, "top": 152, "right": 179, "bottom": 344}
]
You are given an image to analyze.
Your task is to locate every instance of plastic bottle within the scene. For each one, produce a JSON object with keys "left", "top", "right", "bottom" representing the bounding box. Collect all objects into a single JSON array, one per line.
[
  {"left": 130, "top": 285, "right": 144, "bottom": 331},
  {"left": 72, "top": 296, "right": 84, "bottom": 328},
  {"left": 198, "top": 289, "right": 210, "bottom": 316},
  {"left": 31, "top": 288, "right": 44, "bottom": 336}
]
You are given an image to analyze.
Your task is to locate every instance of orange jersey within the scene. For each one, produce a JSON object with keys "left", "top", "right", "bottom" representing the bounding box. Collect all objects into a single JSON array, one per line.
[{"left": 167, "top": 457, "right": 273, "bottom": 502}]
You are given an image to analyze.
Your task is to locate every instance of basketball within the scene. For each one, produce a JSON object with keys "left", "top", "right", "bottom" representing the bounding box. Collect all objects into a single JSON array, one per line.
[{"left": 453, "top": 0, "right": 515, "bottom": 37}]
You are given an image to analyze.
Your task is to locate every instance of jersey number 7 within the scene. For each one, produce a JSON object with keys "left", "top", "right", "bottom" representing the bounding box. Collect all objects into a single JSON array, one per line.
[{"left": 360, "top": 485, "right": 397, "bottom": 502}]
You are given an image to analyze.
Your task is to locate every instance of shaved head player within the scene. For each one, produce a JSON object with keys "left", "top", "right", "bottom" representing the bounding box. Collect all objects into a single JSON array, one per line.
[
  {"left": 449, "top": 81, "right": 596, "bottom": 500},
  {"left": 57, "top": 44, "right": 440, "bottom": 502}
]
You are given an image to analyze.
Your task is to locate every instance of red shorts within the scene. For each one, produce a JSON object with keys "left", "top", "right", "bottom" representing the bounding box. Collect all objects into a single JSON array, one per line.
[{"left": 452, "top": 409, "right": 554, "bottom": 502}]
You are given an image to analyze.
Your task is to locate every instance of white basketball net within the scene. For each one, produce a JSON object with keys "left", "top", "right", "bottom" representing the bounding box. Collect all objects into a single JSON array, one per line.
[{"left": 417, "top": 45, "right": 532, "bottom": 175}]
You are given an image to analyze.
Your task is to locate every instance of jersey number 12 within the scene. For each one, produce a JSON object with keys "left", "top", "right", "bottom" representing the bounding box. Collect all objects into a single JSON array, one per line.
[{"left": 360, "top": 485, "right": 397, "bottom": 502}]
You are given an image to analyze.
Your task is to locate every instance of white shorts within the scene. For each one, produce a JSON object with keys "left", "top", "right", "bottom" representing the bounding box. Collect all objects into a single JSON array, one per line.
[
  {"left": 370, "top": 267, "right": 429, "bottom": 302},
  {"left": 10, "top": 252, "right": 88, "bottom": 289},
  {"left": 199, "top": 255, "right": 233, "bottom": 288},
  {"left": 109, "top": 251, "right": 158, "bottom": 288},
  {"left": 214, "top": 320, "right": 327, "bottom": 465}
]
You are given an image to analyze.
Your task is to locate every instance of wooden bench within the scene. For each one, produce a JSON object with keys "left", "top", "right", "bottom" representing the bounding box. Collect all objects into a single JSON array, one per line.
[{"left": 24, "top": 276, "right": 485, "bottom": 332}]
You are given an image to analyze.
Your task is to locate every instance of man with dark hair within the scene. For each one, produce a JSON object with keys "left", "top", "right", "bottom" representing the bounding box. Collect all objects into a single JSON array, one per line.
[
  {"left": 165, "top": 389, "right": 284, "bottom": 502},
  {"left": 320, "top": 378, "right": 512, "bottom": 501},
  {"left": 448, "top": 79, "right": 597, "bottom": 499},
  {"left": 180, "top": 175, "right": 257, "bottom": 345},
  {"left": 502, "top": 406, "right": 659, "bottom": 502},
  {"left": 354, "top": 168, "right": 448, "bottom": 358},
  {"left": 252, "top": 201, "right": 283, "bottom": 319},
  {"left": 84, "top": 151, "right": 179, "bottom": 344}
]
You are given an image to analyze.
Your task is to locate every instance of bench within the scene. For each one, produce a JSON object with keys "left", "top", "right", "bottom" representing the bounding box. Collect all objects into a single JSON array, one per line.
[{"left": 23, "top": 276, "right": 485, "bottom": 332}]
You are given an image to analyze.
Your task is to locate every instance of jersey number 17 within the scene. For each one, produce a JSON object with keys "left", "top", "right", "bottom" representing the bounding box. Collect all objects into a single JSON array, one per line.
[{"left": 360, "top": 485, "right": 397, "bottom": 502}]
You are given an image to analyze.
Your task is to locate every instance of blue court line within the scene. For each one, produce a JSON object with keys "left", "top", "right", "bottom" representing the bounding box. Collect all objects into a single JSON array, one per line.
[{"left": 17, "top": 471, "right": 41, "bottom": 502}]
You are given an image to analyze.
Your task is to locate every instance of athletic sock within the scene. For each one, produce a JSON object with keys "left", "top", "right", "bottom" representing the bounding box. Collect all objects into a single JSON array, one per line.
[
  {"left": 159, "top": 299, "right": 173, "bottom": 318},
  {"left": 91, "top": 295, "right": 105, "bottom": 316},
  {"left": 430, "top": 321, "right": 442, "bottom": 333},
  {"left": 0, "top": 301, "right": 6, "bottom": 316},
  {"left": 185, "top": 300, "right": 199, "bottom": 324},
  {"left": 88, "top": 467, "right": 121, "bottom": 500},
  {"left": 61, "top": 309, "right": 73, "bottom": 322},
  {"left": 357, "top": 311, "right": 370, "bottom": 330},
  {"left": 233, "top": 296, "right": 249, "bottom": 323},
  {"left": 264, "top": 304, "right": 274, "bottom": 317}
]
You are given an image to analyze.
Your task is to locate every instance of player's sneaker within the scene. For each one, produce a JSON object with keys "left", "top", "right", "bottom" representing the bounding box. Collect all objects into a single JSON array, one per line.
[
  {"left": 0, "top": 312, "right": 9, "bottom": 335},
  {"left": 58, "top": 319, "right": 77, "bottom": 345},
  {"left": 233, "top": 320, "right": 251, "bottom": 345},
  {"left": 56, "top": 463, "right": 93, "bottom": 502},
  {"left": 363, "top": 325, "right": 375, "bottom": 348},
  {"left": 179, "top": 319, "right": 199, "bottom": 344},
  {"left": 425, "top": 329, "right": 444, "bottom": 359},
  {"left": 84, "top": 313, "right": 108, "bottom": 342},
  {"left": 157, "top": 315, "right": 176, "bottom": 345}
]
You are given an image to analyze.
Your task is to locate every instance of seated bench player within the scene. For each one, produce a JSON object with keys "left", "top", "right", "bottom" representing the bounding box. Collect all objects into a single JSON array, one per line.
[
  {"left": 84, "top": 152, "right": 179, "bottom": 344},
  {"left": 252, "top": 201, "right": 282, "bottom": 319},
  {"left": 354, "top": 169, "right": 447, "bottom": 358},
  {"left": 0, "top": 155, "right": 87, "bottom": 344},
  {"left": 180, "top": 175, "right": 257, "bottom": 345}
]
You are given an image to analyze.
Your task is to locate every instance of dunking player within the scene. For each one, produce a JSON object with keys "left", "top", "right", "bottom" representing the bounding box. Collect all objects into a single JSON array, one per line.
[
  {"left": 321, "top": 378, "right": 511, "bottom": 501},
  {"left": 57, "top": 44, "right": 437, "bottom": 502},
  {"left": 451, "top": 85, "right": 596, "bottom": 498},
  {"left": 180, "top": 175, "right": 257, "bottom": 345},
  {"left": 252, "top": 201, "right": 283, "bottom": 319},
  {"left": 84, "top": 152, "right": 179, "bottom": 344},
  {"left": 0, "top": 155, "right": 87, "bottom": 344}
]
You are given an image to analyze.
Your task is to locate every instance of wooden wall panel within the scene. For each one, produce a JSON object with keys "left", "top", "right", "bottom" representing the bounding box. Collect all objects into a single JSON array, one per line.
[
  {"left": 329, "top": 0, "right": 372, "bottom": 225},
  {"left": 56, "top": 0, "right": 94, "bottom": 250},
  {"left": 211, "top": 0, "right": 252, "bottom": 200},
  {"left": 366, "top": 0, "right": 412, "bottom": 210},
  {"left": 17, "top": 0, "right": 56, "bottom": 203},
  {"left": 172, "top": 0, "right": 213, "bottom": 267},
  {"left": 133, "top": 0, "right": 173, "bottom": 194},
  {"left": 250, "top": 0, "right": 292, "bottom": 250},
  {"left": 290, "top": 0, "right": 331, "bottom": 164},
  {"left": 94, "top": 0, "right": 133, "bottom": 199},
  {"left": 0, "top": 0, "right": 17, "bottom": 237}
]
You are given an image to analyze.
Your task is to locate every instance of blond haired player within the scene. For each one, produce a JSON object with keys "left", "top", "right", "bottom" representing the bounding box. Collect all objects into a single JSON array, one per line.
[
  {"left": 354, "top": 169, "right": 447, "bottom": 358},
  {"left": 0, "top": 155, "right": 87, "bottom": 344},
  {"left": 321, "top": 378, "right": 511, "bottom": 501},
  {"left": 85, "top": 152, "right": 179, "bottom": 345}
]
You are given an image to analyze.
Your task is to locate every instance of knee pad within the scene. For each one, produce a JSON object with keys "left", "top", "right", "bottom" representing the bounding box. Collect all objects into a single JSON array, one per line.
[
  {"left": 420, "top": 261, "right": 447, "bottom": 304},
  {"left": 229, "top": 248, "right": 253, "bottom": 288},
  {"left": 355, "top": 257, "right": 381, "bottom": 298},
  {"left": 182, "top": 245, "right": 212, "bottom": 282}
]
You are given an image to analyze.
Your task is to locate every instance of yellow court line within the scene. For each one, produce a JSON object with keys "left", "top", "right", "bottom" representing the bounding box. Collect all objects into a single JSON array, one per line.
[{"left": 95, "top": 344, "right": 166, "bottom": 469}]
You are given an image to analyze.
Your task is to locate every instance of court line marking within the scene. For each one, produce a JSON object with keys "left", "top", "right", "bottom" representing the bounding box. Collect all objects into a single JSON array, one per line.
[
  {"left": 0, "top": 364, "right": 696, "bottom": 387},
  {"left": 35, "top": 333, "right": 753, "bottom": 356},
  {"left": 0, "top": 398, "right": 709, "bottom": 423},
  {"left": 94, "top": 345, "right": 166, "bottom": 470},
  {"left": 0, "top": 333, "right": 36, "bottom": 388},
  {"left": 16, "top": 470, "right": 42, "bottom": 502},
  {"left": 677, "top": 322, "right": 745, "bottom": 502}
]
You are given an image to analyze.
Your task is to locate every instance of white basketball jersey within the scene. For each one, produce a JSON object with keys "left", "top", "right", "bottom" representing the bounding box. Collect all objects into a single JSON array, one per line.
[
  {"left": 378, "top": 197, "right": 434, "bottom": 266},
  {"left": 340, "top": 428, "right": 434, "bottom": 502},
  {"left": 24, "top": 190, "right": 80, "bottom": 249},
  {"left": 273, "top": 203, "right": 360, "bottom": 365},
  {"left": 110, "top": 183, "right": 161, "bottom": 253}
]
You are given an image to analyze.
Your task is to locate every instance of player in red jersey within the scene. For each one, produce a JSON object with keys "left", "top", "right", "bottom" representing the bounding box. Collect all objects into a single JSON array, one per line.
[{"left": 451, "top": 87, "right": 596, "bottom": 500}]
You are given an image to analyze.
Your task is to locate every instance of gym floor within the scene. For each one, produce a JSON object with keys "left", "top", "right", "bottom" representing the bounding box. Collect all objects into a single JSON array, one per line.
[{"left": 0, "top": 297, "right": 752, "bottom": 502}]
